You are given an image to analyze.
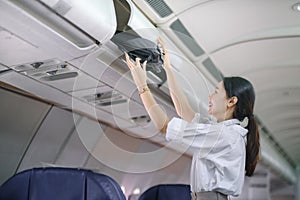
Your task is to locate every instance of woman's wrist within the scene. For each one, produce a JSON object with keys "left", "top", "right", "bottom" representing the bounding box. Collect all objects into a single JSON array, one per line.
[
  {"left": 138, "top": 86, "right": 150, "bottom": 95},
  {"left": 137, "top": 84, "right": 148, "bottom": 90},
  {"left": 164, "top": 66, "right": 174, "bottom": 76}
]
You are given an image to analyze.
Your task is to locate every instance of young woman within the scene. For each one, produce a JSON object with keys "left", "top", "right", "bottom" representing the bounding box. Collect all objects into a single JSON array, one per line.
[{"left": 125, "top": 38, "right": 260, "bottom": 200}]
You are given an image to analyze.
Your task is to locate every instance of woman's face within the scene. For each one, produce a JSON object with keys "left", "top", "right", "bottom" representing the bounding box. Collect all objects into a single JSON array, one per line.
[{"left": 208, "top": 81, "right": 229, "bottom": 121}]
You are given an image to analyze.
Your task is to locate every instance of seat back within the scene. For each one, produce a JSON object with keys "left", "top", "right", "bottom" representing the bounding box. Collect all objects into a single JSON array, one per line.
[
  {"left": 0, "top": 167, "right": 126, "bottom": 200},
  {"left": 138, "top": 184, "right": 191, "bottom": 200}
]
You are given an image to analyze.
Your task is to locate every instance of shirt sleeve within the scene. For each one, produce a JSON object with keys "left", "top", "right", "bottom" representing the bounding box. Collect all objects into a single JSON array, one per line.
[
  {"left": 191, "top": 112, "right": 213, "bottom": 124},
  {"left": 166, "top": 117, "right": 226, "bottom": 157},
  {"left": 166, "top": 117, "right": 211, "bottom": 142}
]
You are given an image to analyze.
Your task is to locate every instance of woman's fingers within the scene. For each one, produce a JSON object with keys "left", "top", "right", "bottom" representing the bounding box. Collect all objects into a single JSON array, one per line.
[
  {"left": 158, "top": 37, "right": 166, "bottom": 49},
  {"left": 142, "top": 61, "right": 147, "bottom": 71},
  {"left": 157, "top": 37, "right": 168, "bottom": 56},
  {"left": 125, "top": 52, "right": 144, "bottom": 71},
  {"left": 125, "top": 53, "right": 133, "bottom": 69},
  {"left": 157, "top": 37, "right": 171, "bottom": 68},
  {"left": 135, "top": 57, "right": 141, "bottom": 67},
  {"left": 157, "top": 36, "right": 164, "bottom": 46}
]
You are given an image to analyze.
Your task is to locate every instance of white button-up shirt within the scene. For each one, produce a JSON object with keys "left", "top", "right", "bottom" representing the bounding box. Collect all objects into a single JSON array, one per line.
[{"left": 166, "top": 113, "right": 248, "bottom": 196}]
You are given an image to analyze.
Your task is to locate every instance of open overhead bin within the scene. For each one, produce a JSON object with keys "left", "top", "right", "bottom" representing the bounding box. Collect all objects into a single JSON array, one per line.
[
  {"left": 39, "top": 0, "right": 116, "bottom": 45},
  {"left": 111, "top": 0, "right": 166, "bottom": 86},
  {"left": 0, "top": 0, "right": 117, "bottom": 66}
]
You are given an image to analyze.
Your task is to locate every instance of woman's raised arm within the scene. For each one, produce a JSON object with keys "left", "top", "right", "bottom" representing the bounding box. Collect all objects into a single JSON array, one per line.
[
  {"left": 125, "top": 53, "right": 169, "bottom": 133},
  {"left": 158, "top": 37, "right": 195, "bottom": 122}
]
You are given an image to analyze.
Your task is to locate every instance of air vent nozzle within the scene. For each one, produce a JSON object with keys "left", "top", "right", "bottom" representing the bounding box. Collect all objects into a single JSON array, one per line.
[
  {"left": 144, "top": 0, "right": 173, "bottom": 17},
  {"left": 40, "top": 72, "right": 78, "bottom": 81},
  {"left": 131, "top": 115, "right": 151, "bottom": 126},
  {"left": 83, "top": 91, "right": 127, "bottom": 106}
]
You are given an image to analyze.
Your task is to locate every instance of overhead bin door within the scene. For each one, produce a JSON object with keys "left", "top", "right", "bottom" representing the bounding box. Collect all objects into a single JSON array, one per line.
[
  {"left": 0, "top": 0, "right": 117, "bottom": 66},
  {"left": 39, "top": 0, "right": 117, "bottom": 45}
]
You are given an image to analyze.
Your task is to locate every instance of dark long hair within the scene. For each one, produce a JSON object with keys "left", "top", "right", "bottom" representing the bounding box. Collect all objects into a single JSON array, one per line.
[{"left": 223, "top": 77, "right": 260, "bottom": 176}]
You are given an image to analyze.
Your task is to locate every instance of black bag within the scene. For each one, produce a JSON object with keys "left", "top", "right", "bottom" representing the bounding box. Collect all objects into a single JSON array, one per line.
[{"left": 111, "top": 31, "right": 166, "bottom": 85}]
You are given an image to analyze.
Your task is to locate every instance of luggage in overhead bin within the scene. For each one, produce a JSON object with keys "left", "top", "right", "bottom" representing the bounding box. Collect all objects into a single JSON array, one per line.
[
  {"left": 112, "top": 31, "right": 163, "bottom": 69},
  {"left": 112, "top": 31, "right": 166, "bottom": 86},
  {"left": 111, "top": 0, "right": 166, "bottom": 86}
]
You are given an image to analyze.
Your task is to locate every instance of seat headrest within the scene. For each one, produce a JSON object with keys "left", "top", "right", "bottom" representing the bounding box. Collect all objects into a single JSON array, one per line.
[
  {"left": 0, "top": 167, "right": 126, "bottom": 200},
  {"left": 138, "top": 184, "right": 191, "bottom": 200}
]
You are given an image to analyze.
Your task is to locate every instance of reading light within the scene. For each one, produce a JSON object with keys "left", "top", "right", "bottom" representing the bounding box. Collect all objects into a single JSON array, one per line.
[
  {"left": 292, "top": 2, "right": 300, "bottom": 11},
  {"left": 121, "top": 186, "right": 126, "bottom": 194},
  {"left": 133, "top": 188, "right": 140, "bottom": 195}
]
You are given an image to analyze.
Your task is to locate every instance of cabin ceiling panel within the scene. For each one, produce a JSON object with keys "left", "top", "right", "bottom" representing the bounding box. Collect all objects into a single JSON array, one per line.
[
  {"left": 172, "top": 0, "right": 300, "bottom": 53},
  {"left": 261, "top": 124, "right": 300, "bottom": 164},
  {"left": 0, "top": 28, "right": 50, "bottom": 67},
  {"left": 261, "top": 112, "right": 300, "bottom": 134},
  {"left": 263, "top": 118, "right": 300, "bottom": 137},
  {"left": 275, "top": 129, "right": 300, "bottom": 143},
  {"left": 255, "top": 89, "right": 300, "bottom": 132},
  {"left": 209, "top": 37, "right": 300, "bottom": 76},
  {"left": 164, "top": 0, "right": 210, "bottom": 14},
  {"left": 245, "top": 67, "right": 300, "bottom": 94},
  {"left": 255, "top": 88, "right": 300, "bottom": 113},
  {"left": 247, "top": 68, "right": 300, "bottom": 165},
  {"left": 284, "top": 145, "right": 300, "bottom": 164}
]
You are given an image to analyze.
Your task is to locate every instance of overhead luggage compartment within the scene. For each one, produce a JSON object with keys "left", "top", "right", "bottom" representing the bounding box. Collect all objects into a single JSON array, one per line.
[
  {"left": 0, "top": 0, "right": 117, "bottom": 66},
  {"left": 111, "top": 0, "right": 166, "bottom": 86},
  {"left": 39, "top": 0, "right": 116, "bottom": 45}
]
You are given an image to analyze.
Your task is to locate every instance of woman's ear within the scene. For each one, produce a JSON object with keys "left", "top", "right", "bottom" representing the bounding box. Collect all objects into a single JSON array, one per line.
[{"left": 227, "top": 96, "right": 238, "bottom": 108}]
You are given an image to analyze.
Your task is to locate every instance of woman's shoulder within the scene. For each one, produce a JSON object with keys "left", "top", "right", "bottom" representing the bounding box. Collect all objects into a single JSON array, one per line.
[
  {"left": 221, "top": 119, "right": 248, "bottom": 143},
  {"left": 192, "top": 113, "right": 216, "bottom": 124}
]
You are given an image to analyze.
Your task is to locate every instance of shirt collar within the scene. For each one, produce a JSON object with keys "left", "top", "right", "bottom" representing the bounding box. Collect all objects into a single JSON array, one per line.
[
  {"left": 221, "top": 119, "right": 248, "bottom": 137},
  {"left": 221, "top": 118, "right": 240, "bottom": 126}
]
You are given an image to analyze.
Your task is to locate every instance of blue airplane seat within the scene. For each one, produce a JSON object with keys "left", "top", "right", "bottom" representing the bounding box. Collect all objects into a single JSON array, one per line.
[
  {"left": 138, "top": 184, "right": 191, "bottom": 200},
  {"left": 0, "top": 167, "right": 126, "bottom": 200}
]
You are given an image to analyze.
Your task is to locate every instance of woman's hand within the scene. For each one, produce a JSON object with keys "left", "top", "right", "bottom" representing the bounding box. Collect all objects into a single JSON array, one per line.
[
  {"left": 157, "top": 37, "right": 171, "bottom": 69},
  {"left": 125, "top": 53, "right": 148, "bottom": 90}
]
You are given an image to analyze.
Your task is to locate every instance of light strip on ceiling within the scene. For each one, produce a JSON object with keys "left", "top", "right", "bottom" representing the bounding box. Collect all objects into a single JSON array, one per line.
[
  {"left": 202, "top": 58, "right": 223, "bottom": 82},
  {"left": 144, "top": 0, "right": 173, "bottom": 17},
  {"left": 170, "top": 19, "right": 205, "bottom": 57}
]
